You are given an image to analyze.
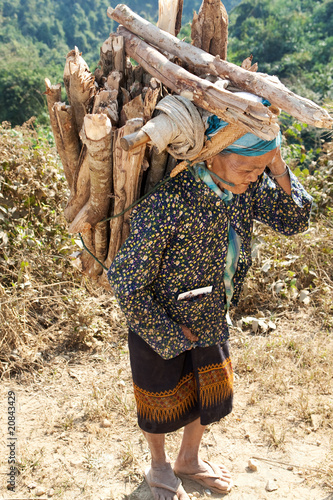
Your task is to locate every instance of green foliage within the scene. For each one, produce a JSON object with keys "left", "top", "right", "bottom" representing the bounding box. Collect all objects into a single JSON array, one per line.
[
  {"left": 228, "top": 0, "right": 333, "bottom": 101},
  {"left": 0, "top": 0, "right": 332, "bottom": 126},
  {"left": 0, "top": 0, "right": 242, "bottom": 126}
]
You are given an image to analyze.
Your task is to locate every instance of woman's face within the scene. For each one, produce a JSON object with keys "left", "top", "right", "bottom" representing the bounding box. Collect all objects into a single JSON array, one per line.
[{"left": 210, "top": 148, "right": 277, "bottom": 194}]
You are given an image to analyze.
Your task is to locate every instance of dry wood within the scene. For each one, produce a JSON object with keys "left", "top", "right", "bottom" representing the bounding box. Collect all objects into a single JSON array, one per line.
[
  {"left": 44, "top": 79, "right": 79, "bottom": 191},
  {"left": 241, "top": 55, "right": 258, "bottom": 72},
  {"left": 107, "top": 4, "right": 333, "bottom": 129},
  {"left": 121, "top": 94, "right": 144, "bottom": 121},
  {"left": 189, "top": 122, "right": 247, "bottom": 163},
  {"left": 69, "top": 114, "right": 113, "bottom": 234},
  {"left": 53, "top": 103, "right": 81, "bottom": 190},
  {"left": 99, "top": 36, "right": 113, "bottom": 76},
  {"left": 117, "top": 27, "right": 279, "bottom": 140},
  {"left": 63, "top": 47, "right": 89, "bottom": 103},
  {"left": 120, "top": 129, "right": 150, "bottom": 151},
  {"left": 111, "top": 34, "right": 125, "bottom": 74},
  {"left": 129, "top": 80, "right": 143, "bottom": 99},
  {"left": 191, "top": 0, "right": 228, "bottom": 60},
  {"left": 106, "top": 118, "right": 146, "bottom": 266},
  {"left": 74, "top": 229, "right": 102, "bottom": 279},
  {"left": 144, "top": 148, "right": 169, "bottom": 193},
  {"left": 157, "top": 0, "right": 183, "bottom": 36},
  {"left": 64, "top": 148, "right": 90, "bottom": 222},
  {"left": 44, "top": 78, "right": 61, "bottom": 118},
  {"left": 144, "top": 87, "right": 162, "bottom": 123},
  {"left": 97, "top": 270, "right": 112, "bottom": 290},
  {"left": 93, "top": 220, "right": 109, "bottom": 275},
  {"left": 133, "top": 64, "right": 144, "bottom": 85},
  {"left": 125, "top": 56, "right": 134, "bottom": 89},
  {"left": 92, "top": 89, "right": 119, "bottom": 125},
  {"left": 67, "top": 50, "right": 96, "bottom": 135},
  {"left": 106, "top": 71, "right": 123, "bottom": 93}
]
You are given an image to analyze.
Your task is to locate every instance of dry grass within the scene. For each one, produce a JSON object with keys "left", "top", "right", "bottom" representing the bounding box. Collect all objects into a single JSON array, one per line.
[{"left": 0, "top": 122, "right": 333, "bottom": 498}]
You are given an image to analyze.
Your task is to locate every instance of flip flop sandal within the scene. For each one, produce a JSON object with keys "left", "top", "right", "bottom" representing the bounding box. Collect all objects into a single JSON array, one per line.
[
  {"left": 145, "top": 466, "right": 188, "bottom": 499},
  {"left": 174, "top": 460, "right": 233, "bottom": 494}
]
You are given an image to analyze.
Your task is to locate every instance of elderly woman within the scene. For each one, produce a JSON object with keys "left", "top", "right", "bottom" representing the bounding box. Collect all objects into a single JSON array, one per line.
[{"left": 107, "top": 115, "right": 312, "bottom": 499}]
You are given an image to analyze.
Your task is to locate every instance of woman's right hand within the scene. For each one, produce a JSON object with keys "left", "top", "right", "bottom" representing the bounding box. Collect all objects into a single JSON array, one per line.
[{"left": 181, "top": 324, "right": 199, "bottom": 342}]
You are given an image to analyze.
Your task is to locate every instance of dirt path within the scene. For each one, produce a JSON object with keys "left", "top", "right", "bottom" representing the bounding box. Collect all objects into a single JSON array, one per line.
[{"left": 1, "top": 328, "right": 332, "bottom": 500}]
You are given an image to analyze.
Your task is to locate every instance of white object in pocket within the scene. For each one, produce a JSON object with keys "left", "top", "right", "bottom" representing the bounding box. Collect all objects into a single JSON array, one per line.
[{"left": 177, "top": 286, "right": 213, "bottom": 302}]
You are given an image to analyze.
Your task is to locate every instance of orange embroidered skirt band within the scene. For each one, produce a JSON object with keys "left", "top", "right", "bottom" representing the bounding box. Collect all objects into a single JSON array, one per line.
[{"left": 128, "top": 330, "right": 234, "bottom": 434}]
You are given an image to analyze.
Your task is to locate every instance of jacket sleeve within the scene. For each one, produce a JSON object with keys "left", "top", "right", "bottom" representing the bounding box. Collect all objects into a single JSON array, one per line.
[
  {"left": 251, "top": 168, "right": 313, "bottom": 235},
  {"left": 107, "top": 196, "right": 192, "bottom": 359}
]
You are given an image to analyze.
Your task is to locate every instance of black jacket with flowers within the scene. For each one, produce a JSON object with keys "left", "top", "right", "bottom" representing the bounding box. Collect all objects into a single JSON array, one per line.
[{"left": 107, "top": 167, "right": 312, "bottom": 359}]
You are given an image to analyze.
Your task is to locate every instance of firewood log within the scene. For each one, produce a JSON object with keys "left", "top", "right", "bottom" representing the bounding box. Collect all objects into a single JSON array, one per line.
[
  {"left": 66, "top": 50, "right": 96, "bottom": 135},
  {"left": 118, "top": 27, "right": 279, "bottom": 140},
  {"left": 105, "top": 118, "right": 146, "bottom": 266},
  {"left": 144, "top": 148, "right": 169, "bottom": 193},
  {"left": 44, "top": 78, "right": 61, "bottom": 124},
  {"left": 191, "top": 0, "right": 228, "bottom": 60},
  {"left": 122, "top": 95, "right": 144, "bottom": 121},
  {"left": 107, "top": 4, "right": 333, "bottom": 129},
  {"left": 73, "top": 229, "right": 102, "bottom": 279},
  {"left": 64, "top": 148, "right": 90, "bottom": 222},
  {"left": 69, "top": 114, "right": 113, "bottom": 234},
  {"left": 53, "top": 103, "right": 81, "bottom": 190},
  {"left": 45, "top": 79, "right": 79, "bottom": 191},
  {"left": 93, "top": 220, "right": 109, "bottom": 275},
  {"left": 99, "top": 36, "right": 113, "bottom": 77},
  {"left": 92, "top": 89, "right": 119, "bottom": 125},
  {"left": 157, "top": 0, "right": 183, "bottom": 36},
  {"left": 63, "top": 47, "right": 89, "bottom": 103}
]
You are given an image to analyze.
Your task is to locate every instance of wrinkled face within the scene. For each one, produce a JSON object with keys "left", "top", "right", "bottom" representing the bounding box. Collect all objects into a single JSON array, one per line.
[{"left": 210, "top": 148, "right": 277, "bottom": 194}]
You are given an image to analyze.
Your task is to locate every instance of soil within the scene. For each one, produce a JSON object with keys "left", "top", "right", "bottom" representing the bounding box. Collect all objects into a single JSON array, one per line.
[{"left": 1, "top": 319, "right": 332, "bottom": 500}]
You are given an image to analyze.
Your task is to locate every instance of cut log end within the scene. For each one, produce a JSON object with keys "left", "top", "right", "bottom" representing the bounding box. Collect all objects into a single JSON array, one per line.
[
  {"left": 120, "top": 129, "right": 150, "bottom": 151},
  {"left": 83, "top": 114, "right": 112, "bottom": 141}
]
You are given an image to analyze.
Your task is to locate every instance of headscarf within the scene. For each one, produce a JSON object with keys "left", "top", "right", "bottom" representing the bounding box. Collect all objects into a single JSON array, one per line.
[{"left": 205, "top": 93, "right": 281, "bottom": 156}]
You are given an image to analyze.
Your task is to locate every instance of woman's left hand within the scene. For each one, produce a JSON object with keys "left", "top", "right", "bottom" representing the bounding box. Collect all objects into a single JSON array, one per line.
[
  {"left": 267, "top": 147, "right": 292, "bottom": 195},
  {"left": 181, "top": 324, "right": 199, "bottom": 342},
  {"left": 267, "top": 147, "right": 287, "bottom": 176}
]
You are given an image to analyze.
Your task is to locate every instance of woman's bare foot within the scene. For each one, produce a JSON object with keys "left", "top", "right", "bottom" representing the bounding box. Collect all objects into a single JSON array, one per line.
[
  {"left": 173, "top": 458, "right": 233, "bottom": 494},
  {"left": 145, "top": 462, "right": 190, "bottom": 500}
]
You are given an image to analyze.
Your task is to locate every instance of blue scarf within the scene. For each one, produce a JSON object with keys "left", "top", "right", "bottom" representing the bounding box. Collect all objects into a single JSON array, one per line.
[{"left": 195, "top": 164, "right": 241, "bottom": 313}]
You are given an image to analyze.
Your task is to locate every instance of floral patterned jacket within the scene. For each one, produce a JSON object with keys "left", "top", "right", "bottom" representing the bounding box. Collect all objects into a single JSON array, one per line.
[{"left": 107, "top": 167, "right": 312, "bottom": 359}]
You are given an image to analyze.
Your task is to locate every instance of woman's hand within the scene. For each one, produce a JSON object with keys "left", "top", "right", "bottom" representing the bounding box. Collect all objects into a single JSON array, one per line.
[
  {"left": 181, "top": 324, "right": 199, "bottom": 342},
  {"left": 267, "top": 147, "right": 286, "bottom": 176},
  {"left": 267, "top": 147, "right": 292, "bottom": 195}
]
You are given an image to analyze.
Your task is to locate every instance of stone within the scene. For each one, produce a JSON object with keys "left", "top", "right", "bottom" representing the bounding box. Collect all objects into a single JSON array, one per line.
[
  {"left": 310, "top": 414, "right": 322, "bottom": 431},
  {"left": 299, "top": 290, "right": 310, "bottom": 303},
  {"left": 70, "top": 458, "right": 84, "bottom": 466},
  {"left": 248, "top": 459, "right": 258, "bottom": 471},
  {"left": 47, "top": 488, "right": 55, "bottom": 497},
  {"left": 252, "top": 319, "right": 259, "bottom": 333},
  {"left": 265, "top": 480, "right": 278, "bottom": 492},
  {"left": 27, "top": 482, "right": 38, "bottom": 489},
  {"left": 35, "top": 487, "right": 47, "bottom": 496},
  {"left": 101, "top": 418, "right": 112, "bottom": 428}
]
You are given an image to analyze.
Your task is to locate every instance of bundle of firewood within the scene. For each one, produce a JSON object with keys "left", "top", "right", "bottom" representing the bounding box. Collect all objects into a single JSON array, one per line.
[{"left": 45, "top": 0, "right": 332, "bottom": 289}]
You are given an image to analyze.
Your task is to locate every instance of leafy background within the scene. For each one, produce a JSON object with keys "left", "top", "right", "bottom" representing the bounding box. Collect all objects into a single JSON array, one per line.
[{"left": 0, "top": 0, "right": 332, "bottom": 126}]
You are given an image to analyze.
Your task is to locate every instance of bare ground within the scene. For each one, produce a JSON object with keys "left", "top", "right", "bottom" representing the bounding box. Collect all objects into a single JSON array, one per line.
[{"left": 1, "top": 306, "right": 332, "bottom": 500}]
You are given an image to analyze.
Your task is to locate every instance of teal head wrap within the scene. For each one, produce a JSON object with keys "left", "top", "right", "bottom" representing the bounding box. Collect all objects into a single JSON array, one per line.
[{"left": 206, "top": 93, "right": 281, "bottom": 156}]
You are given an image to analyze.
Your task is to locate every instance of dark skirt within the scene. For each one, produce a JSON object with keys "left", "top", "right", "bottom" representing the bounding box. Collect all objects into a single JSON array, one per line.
[{"left": 128, "top": 330, "right": 233, "bottom": 434}]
